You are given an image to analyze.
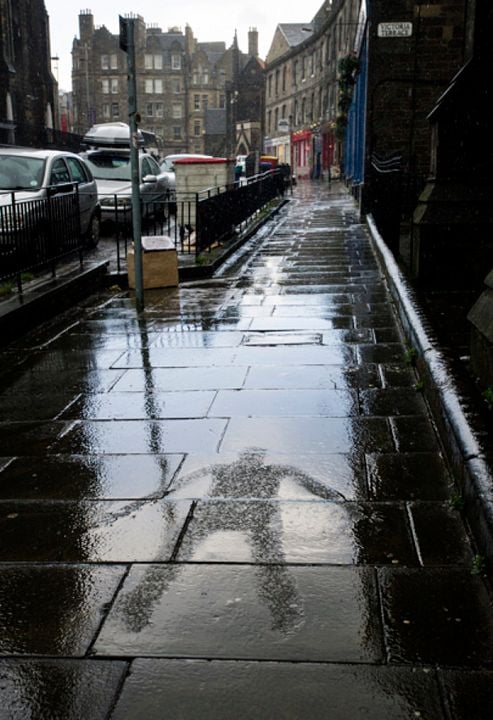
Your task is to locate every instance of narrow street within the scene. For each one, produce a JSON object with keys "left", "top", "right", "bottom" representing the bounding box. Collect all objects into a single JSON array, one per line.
[{"left": 0, "top": 183, "right": 492, "bottom": 719}]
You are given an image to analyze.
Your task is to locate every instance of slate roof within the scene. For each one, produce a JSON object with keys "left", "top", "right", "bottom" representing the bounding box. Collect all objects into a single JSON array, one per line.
[{"left": 278, "top": 23, "right": 314, "bottom": 48}]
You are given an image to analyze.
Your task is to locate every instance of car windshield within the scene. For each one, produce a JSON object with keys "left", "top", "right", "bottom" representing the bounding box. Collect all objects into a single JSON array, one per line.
[
  {"left": 160, "top": 158, "right": 175, "bottom": 173},
  {"left": 84, "top": 153, "right": 132, "bottom": 181},
  {"left": 0, "top": 155, "right": 46, "bottom": 191}
]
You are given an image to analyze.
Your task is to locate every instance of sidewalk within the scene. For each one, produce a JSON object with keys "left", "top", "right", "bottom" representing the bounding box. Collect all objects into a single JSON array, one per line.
[{"left": 0, "top": 182, "right": 492, "bottom": 719}]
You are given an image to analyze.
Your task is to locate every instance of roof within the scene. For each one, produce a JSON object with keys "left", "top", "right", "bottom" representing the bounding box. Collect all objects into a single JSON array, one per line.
[{"left": 278, "top": 23, "right": 314, "bottom": 47}]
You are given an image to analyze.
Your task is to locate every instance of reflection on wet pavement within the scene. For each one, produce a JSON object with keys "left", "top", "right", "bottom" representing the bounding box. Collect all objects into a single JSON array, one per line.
[{"left": 0, "top": 183, "right": 490, "bottom": 717}]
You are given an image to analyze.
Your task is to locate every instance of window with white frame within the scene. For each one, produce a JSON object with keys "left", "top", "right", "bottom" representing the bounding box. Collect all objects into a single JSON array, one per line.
[
  {"left": 111, "top": 102, "right": 119, "bottom": 118},
  {"left": 171, "top": 54, "right": 181, "bottom": 70},
  {"left": 101, "top": 55, "right": 109, "bottom": 70},
  {"left": 194, "top": 94, "right": 200, "bottom": 110},
  {"left": 194, "top": 121, "right": 201, "bottom": 136},
  {"left": 146, "top": 102, "right": 164, "bottom": 117},
  {"left": 145, "top": 78, "right": 163, "bottom": 94},
  {"left": 173, "top": 126, "right": 181, "bottom": 139},
  {"left": 102, "top": 79, "right": 110, "bottom": 94},
  {"left": 145, "top": 54, "right": 163, "bottom": 70},
  {"left": 172, "top": 104, "right": 182, "bottom": 119},
  {"left": 110, "top": 78, "right": 118, "bottom": 94},
  {"left": 102, "top": 103, "right": 110, "bottom": 118}
]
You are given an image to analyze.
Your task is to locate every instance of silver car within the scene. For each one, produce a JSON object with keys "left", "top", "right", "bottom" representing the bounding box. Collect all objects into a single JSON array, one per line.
[
  {"left": 0, "top": 148, "right": 101, "bottom": 248},
  {"left": 81, "top": 148, "right": 174, "bottom": 224}
]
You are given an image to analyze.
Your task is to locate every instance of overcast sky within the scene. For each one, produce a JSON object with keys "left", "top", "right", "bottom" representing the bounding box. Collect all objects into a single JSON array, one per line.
[{"left": 44, "top": 0, "right": 323, "bottom": 91}]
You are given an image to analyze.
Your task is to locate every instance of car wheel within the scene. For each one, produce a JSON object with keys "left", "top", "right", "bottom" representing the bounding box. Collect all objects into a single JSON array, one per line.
[{"left": 84, "top": 213, "right": 100, "bottom": 248}]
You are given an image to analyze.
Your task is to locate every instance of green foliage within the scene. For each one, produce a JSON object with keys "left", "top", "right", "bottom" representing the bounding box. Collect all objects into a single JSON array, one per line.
[
  {"left": 471, "top": 554, "right": 486, "bottom": 576},
  {"left": 0, "top": 281, "right": 14, "bottom": 297},
  {"left": 336, "top": 54, "right": 360, "bottom": 141},
  {"left": 482, "top": 386, "right": 493, "bottom": 410},
  {"left": 404, "top": 346, "right": 417, "bottom": 366},
  {"left": 449, "top": 492, "right": 465, "bottom": 511}
]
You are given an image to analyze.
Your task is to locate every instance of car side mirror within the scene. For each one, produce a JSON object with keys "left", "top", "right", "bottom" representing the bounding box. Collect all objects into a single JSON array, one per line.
[{"left": 142, "top": 174, "right": 157, "bottom": 183}]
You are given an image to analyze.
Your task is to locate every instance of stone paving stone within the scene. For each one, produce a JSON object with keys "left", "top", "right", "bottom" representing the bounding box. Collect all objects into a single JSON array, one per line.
[
  {"left": 94, "top": 565, "right": 383, "bottom": 662},
  {"left": 0, "top": 453, "right": 183, "bottom": 500},
  {"left": 439, "top": 669, "right": 493, "bottom": 720},
  {"left": 175, "top": 500, "right": 417, "bottom": 565},
  {"left": 244, "top": 364, "right": 380, "bottom": 390},
  {"left": 365, "top": 452, "right": 451, "bottom": 500},
  {"left": 60, "top": 390, "right": 215, "bottom": 420},
  {"left": 0, "top": 499, "right": 191, "bottom": 562},
  {"left": 209, "top": 388, "right": 358, "bottom": 418},
  {"left": 391, "top": 416, "right": 441, "bottom": 452},
  {"left": 0, "top": 369, "right": 125, "bottom": 394},
  {"left": 112, "top": 347, "right": 237, "bottom": 368},
  {"left": 0, "top": 659, "right": 127, "bottom": 720},
  {"left": 359, "top": 388, "right": 428, "bottom": 416},
  {"left": 111, "top": 659, "right": 446, "bottom": 720},
  {"left": 234, "top": 344, "right": 356, "bottom": 365},
  {"left": 112, "top": 366, "right": 248, "bottom": 392},
  {"left": 0, "top": 565, "right": 124, "bottom": 655},
  {"left": 379, "top": 363, "right": 418, "bottom": 387},
  {"left": 0, "top": 421, "right": 67, "bottom": 456},
  {"left": 409, "top": 502, "right": 474, "bottom": 565},
  {"left": 167, "top": 451, "right": 366, "bottom": 501},
  {"left": 357, "top": 344, "right": 407, "bottom": 364},
  {"left": 0, "top": 391, "right": 79, "bottom": 421},
  {"left": 149, "top": 331, "right": 245, "bottom": 348},
  {"left": 221, "top": 417, "right": 394, "bottom": 455},
  {"left": 248, "top": 316, "right": 355, "bottom": 332},
  {"left": 52, "top": 419, "right": 227, "bottom": 455},
  {"left": 379, "top": 568, "right": 493, "bottom": 665}
]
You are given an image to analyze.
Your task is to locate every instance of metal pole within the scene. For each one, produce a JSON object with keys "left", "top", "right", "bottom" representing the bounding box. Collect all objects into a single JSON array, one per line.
[{"left": 126, "top": 18, "right": 144, "bottom": 311}]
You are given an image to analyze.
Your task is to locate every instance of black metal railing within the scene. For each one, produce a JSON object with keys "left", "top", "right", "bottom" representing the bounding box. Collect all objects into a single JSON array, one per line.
[
  {"left": 109, "top": 169, "right": 285, "bottom": 269},
  {"left": 0, "top": 185, "right": 83, "bottom": 290}
]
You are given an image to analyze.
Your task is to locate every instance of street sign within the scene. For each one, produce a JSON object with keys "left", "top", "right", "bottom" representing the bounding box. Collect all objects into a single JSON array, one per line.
[{"left": 377, "top": 22, "right": 413, "bottom": 38}]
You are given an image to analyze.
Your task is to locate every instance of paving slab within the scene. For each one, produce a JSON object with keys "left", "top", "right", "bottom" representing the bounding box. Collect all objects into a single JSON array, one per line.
[
  {"left": 176, "top": 500, "right": 417, "bottom": 565},
  {"left": 111, "top": 659, "right": 446, "bottom": 720},
  {"left": 0, "top": 453, "right": 183, "bottom": 500},
  {"left": 0, "top": 565, "right": 124, "bottom": 655},
  {"left": 94, "top": 564, "right": 383, "bottom": 662},
  {"left": 0, "top": 499, "right": 191, "bottom": 562},
  {"left": 0, "top": 659, "right": 127, "bottom": 719},
  {"left": 167, "top": 450, "right": 366, "bottom": 500}
]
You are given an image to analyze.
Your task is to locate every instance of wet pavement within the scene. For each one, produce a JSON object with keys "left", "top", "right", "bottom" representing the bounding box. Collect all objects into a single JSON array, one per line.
[{"left": 1, "top": 182, "right": 493, "bottom": 718}]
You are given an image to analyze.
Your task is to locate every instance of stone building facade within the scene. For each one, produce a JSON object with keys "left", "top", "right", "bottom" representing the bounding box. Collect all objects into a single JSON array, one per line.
[
  {"left": 72, "top": 12, "right": 264, "bottom": 158},
  {"left": 264, "top": 0, "right": 361, "bottom": 179},
  {"left": 0, "top": 0, "right": 57, "bottom": 146}
]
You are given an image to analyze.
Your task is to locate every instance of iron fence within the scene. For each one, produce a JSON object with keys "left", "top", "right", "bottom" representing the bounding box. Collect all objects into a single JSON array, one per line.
[
  {"left": 0, "top": 185, "right": 83, "bottom": 290},
  {"left": 109, "top": 169, "right": 285, "bottom": 269}
]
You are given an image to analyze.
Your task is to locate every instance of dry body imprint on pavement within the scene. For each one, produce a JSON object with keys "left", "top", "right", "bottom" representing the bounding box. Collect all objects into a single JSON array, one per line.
[{"left": 0, "top": 183, "right": 492, "bottom": 719}]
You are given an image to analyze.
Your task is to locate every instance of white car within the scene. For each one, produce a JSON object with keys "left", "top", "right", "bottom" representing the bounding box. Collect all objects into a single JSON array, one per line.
[{"left": 0, "top": 147, "right": 101, "bottom": 254}]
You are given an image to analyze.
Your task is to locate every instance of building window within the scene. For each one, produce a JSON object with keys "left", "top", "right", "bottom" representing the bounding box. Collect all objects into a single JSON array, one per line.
[
  {"left": 219, "top": 94, "right": 225, "bottom": 109},
  {"left": 172, "top": 104, "right": 182, "bottom": 119},
  {"left": 194, "top": 94, "right": 200, "bottom": 110},
  {"left": 102, "top": 103, "right": 110, "bottom": 118},
  {"left": 173, "top": 126, "right": 182, "bottom": 139},
  {"left": 194, "top": 121, "right": 201, "bottom": 136},
  {"left": 173, "top": 80, "right": 181, "bottom": 93},
  {"left": 202, "top": 95, "right": 208, "bottom": 110},
  {"left": 282, "top": 66, "right": 287, "bottom": 92},
  {"left": 145, "top": 54, "right": 163, "bottom": 70},
  {"left": 145, "top": 79, "right": 163, "bottom": 94},
  {"left": 268, "top": 75, "right": 272, "bottom": 98},
  {"left": 101, "top": 79, "right": 109, "bottom": 94},
  {"left": 111, "top": 78, "right": 118, "bottom": 94},
  {"left": 112, "top": 102, "right": 119, "bottom": 118},
  {"left": 101, "top": 54, "right": 118, "bottom": 70},
  {"left": 146, "top": 102, "right": 164, "bottom": 117},
  {"left": 171, "top": 54, "right": 181, "bottom": 70}
]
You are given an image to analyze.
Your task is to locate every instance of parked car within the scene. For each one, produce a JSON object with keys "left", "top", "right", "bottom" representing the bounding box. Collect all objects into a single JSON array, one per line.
[
  {"left": 81, "top": 123, "right": 174, "bottom": 224},
  {"left": 81, "top": 148, "right": 174, "bottom": 224},
  {"left": 0, "top": 148, "right": 101, "bottom": 259}
]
